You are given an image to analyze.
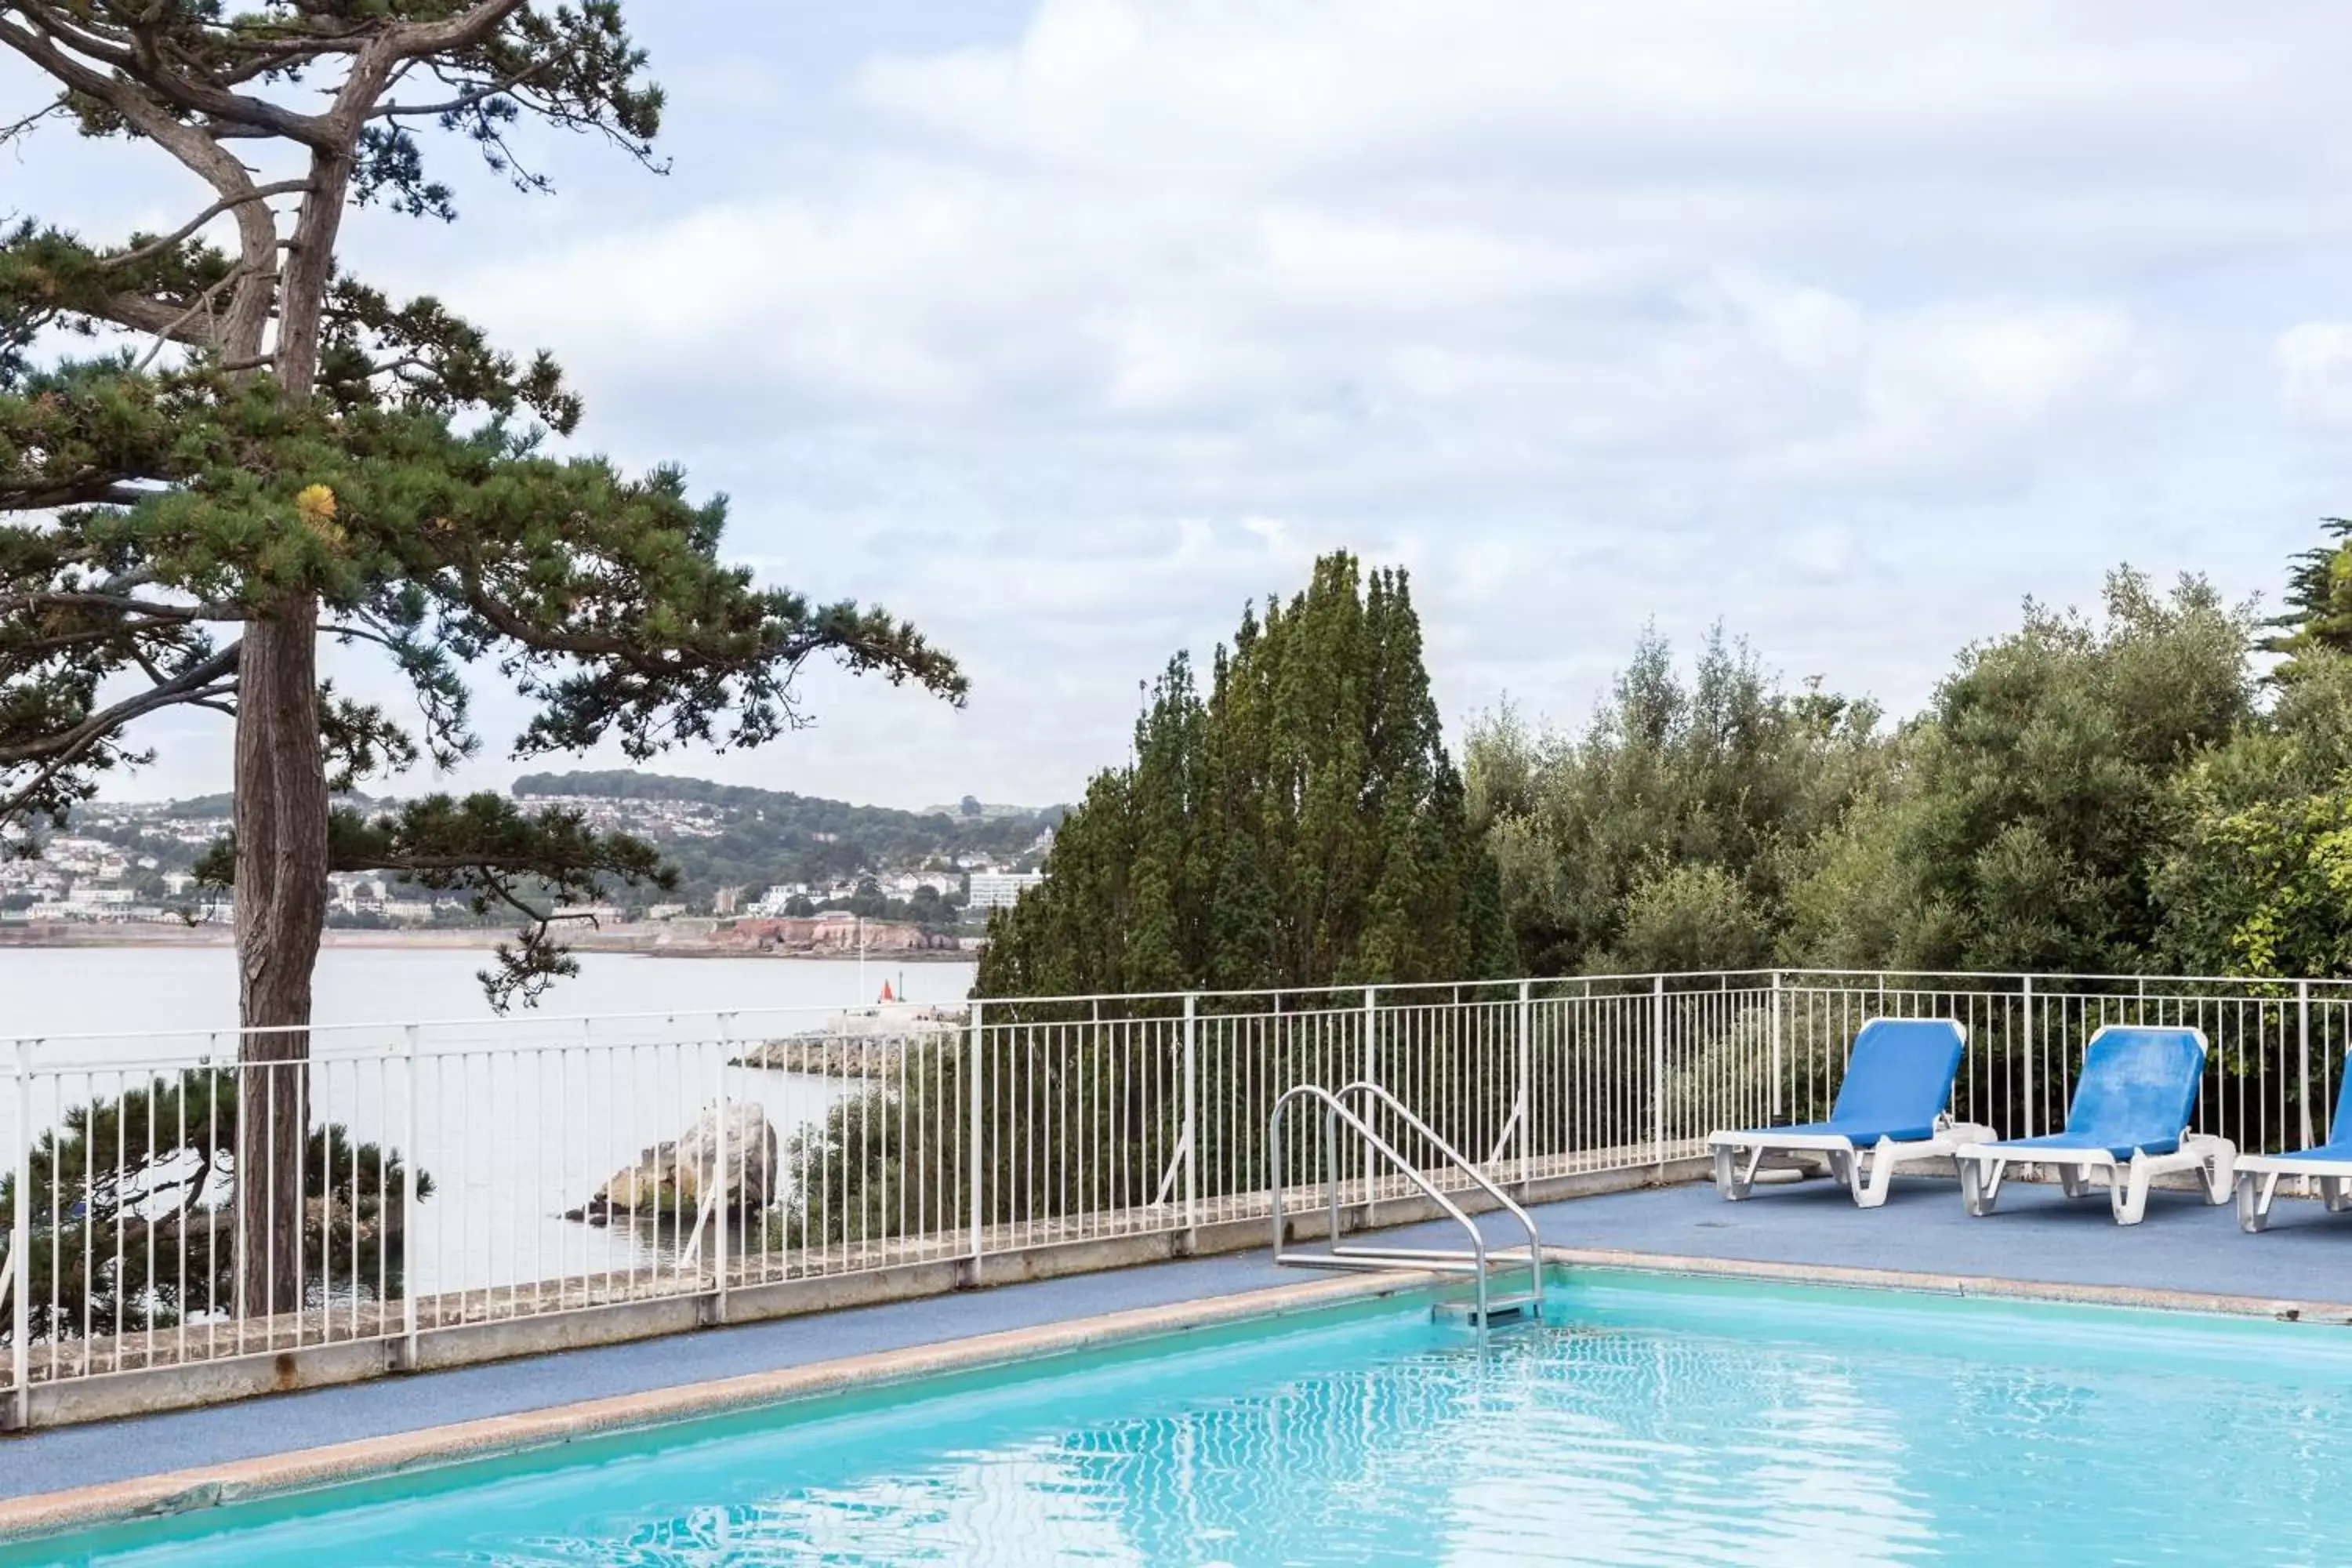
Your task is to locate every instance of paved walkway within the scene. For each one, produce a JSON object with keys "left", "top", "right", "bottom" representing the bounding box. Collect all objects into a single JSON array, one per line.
[
  {"left": 1555, "top": 1172, "right": 2352, "bottom": 1298},
  {"left": 6, "top": 1172, "right": 2347, "bottom": 1501}
]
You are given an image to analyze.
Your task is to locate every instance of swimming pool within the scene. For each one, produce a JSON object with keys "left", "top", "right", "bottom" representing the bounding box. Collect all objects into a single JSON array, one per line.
[{"left": 16, "top": 1269, "right": 2352, "bottom": 1565}]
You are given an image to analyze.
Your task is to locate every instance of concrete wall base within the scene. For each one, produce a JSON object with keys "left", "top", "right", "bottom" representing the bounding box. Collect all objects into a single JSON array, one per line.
[{"left": 7, "top": 1161, "right": 1703, "bottom": 1432}]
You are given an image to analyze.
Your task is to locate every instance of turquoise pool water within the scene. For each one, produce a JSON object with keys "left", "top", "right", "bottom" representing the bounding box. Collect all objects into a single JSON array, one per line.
[{"left": 22, "top": 1272, "right": 2352, "bottom": 1566}]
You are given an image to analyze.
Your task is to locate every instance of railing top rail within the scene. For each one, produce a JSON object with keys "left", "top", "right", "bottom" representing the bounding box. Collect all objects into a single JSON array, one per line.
[
  {"left": 7, "top": 966, "right": 2349, "bottom": 1059},
  {"left": 0, "top": 996, "right": 961, "bottom": 1051},
  {"left": 1765, "top": 968, "right": 2351, "bottom": 989},
  {"left": 982, "top": 967, "right": 2352, "bottom": 1008}
]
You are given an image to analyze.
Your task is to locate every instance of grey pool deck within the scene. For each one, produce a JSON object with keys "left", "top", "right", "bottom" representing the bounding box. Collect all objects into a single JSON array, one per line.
[{"left": 5, "top": 1173, "right": 2349, "bottom": 1503}]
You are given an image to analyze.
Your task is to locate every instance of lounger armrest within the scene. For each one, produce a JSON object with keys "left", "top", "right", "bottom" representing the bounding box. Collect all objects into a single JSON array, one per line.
[
  {"left": 2027, "top": 1146, "right": 2123, "bottom": 1168},
  {"left": 2237, "top": 1150, "right": 2352, "bottom": 1178},
  {"left": 1707, "top": 1129, "right": 1859, "bottom": 1154},
  {"left": 1956, "top": 1142, "right": 2119, "bottom": 1169}
]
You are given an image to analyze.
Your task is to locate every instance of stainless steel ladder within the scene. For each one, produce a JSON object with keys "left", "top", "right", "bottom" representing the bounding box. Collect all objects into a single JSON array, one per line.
[{"left": 1269, "top": 1080, "right": 1545, "bottom": 1327}]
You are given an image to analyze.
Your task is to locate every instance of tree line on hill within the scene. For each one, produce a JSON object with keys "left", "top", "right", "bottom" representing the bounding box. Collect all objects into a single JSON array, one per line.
[{"left": 980, "top": 524, "right": 2352, "bottom": 996}]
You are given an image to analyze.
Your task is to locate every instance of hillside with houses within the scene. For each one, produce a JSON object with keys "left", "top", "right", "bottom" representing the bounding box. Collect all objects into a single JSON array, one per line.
[{"left": 0, "top": 776, "right": 1062, "bottom": 938}]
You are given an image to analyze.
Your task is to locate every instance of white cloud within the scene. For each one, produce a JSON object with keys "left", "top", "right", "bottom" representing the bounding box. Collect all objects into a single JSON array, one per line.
[
  {"left": 847, "top": 0, "right": 2336, "bottom": 200},
  {"left": 16, "top": 2, "right": 2345, "bottom": 808}
]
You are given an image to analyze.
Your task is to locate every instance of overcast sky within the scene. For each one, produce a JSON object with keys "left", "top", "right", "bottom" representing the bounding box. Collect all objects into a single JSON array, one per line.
[{"left": 10, "top": 1, "right": 2350, "bottom": 811}]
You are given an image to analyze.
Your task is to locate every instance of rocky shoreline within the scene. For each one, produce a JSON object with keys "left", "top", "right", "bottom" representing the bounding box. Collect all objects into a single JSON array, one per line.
[
  {"left": 564, "top": 1101, "right": 780, "bottom": 1225},
  {"left": 731, "top": 1005, "right": 968, "bottom": 1076},
  {"left": 734, "top": 1036, "right": 913, "bottom": 1074}
]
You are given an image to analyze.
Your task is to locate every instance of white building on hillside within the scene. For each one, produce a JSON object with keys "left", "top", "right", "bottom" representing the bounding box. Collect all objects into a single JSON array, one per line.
[
  {"left": 755, "top": 884, "right": 809, "bottom": 915},
  {"left": 966, "top": 871, "right": 1046, "bottom": 911}
]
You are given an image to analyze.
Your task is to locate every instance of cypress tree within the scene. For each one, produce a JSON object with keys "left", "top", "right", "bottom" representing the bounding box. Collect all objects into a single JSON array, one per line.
[{"left": 975, "top": 552, "right": 1512, "bottom": 998}]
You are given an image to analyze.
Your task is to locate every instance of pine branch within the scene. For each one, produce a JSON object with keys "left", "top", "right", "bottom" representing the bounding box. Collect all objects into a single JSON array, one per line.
[
  {"left": 99, "top": 183, "right": 311, "bottom": 274},
  {"left": 0, "top": 641, "right": 240, "bottom": 768},
  {"left": 5, "top": 4, "right": 330, "bottom": 147},
  {"left": 0, "top": 93, "right": 67, "bottom": 149},
  {"left": 131, "top": 264, "right": 255, "bottom": 370},
  {"left": 176, "top": 792, "right": 683, "bottom": 1011}
]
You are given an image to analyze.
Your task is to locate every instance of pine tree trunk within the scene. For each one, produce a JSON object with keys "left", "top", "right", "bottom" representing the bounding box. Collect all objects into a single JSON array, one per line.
[
  {"left": 228, "top": 136, "right": 347, "bottom": 1323},
  {"left": 233, "top": 599, "right": 329, "bottom": 1320}
]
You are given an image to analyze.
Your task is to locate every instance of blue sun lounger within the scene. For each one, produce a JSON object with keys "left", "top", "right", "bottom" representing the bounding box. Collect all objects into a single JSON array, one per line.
[
  {"left": 1708, "top": 1018, "right": 1991, "bottom": 1207},
  {"left": 1956, "top": 1025, "right": 2234, "bottom": 1225},
  {"left": 2234, "top": 1057, "right": 2352, "bottom": 1232}
]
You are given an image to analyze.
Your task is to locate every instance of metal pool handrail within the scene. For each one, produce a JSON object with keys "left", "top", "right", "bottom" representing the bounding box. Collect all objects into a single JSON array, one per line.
[
  {"left": 1334, "top": 1080, "right": 1545, "bottom": 1319},
  {"left": 1269, "top": 1083, "right": 1523, "bottom": 1327}
]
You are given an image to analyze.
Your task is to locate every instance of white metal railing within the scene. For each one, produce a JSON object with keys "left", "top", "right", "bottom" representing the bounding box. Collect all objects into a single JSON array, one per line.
[{"left": 5, "top": 968, "right": 2348, "bottom": 1423}]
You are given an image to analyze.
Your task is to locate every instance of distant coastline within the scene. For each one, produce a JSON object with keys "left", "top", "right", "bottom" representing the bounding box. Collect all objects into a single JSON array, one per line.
[{"left": 0, "top": 920, "right": 977, "bottom": 960}]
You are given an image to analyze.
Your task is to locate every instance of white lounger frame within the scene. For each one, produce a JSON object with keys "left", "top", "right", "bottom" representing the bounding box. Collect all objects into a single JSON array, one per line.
[
  {"left": 1957, "top": 1134, "right": 2235, "bottom": 1226},
  {"left": 2231, "top": 1156, "right": 2352, "bottom": 1232},
  {"left": 1710, "top": 1116, "right": 1998, "bottom": 1208}
]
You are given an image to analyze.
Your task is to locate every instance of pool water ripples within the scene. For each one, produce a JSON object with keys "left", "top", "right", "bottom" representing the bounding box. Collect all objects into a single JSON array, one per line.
[{"left": 49, "top": 1276, "right": 2352, "bottom": 1566}]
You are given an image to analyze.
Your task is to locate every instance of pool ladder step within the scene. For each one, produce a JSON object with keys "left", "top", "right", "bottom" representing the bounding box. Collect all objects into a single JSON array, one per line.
[
  {"left": 1267, "top": 1080, "right": 1545, "bottom": 1331},
  {"left": 1432, "top": 1291, "right": 1541, "bottom": 1328},
  {"left": 1270, "top": 1244, "right": 1537, "bottom": 1278}
]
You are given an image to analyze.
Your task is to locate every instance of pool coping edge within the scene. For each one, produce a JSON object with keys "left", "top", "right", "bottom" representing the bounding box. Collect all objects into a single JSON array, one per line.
[
  {"left": 0, "top": 1269, "right": 1442, "bottom": 1544},
  {"left": 1545, "top": 1247, "right": 2352, "bottom": 1323}
]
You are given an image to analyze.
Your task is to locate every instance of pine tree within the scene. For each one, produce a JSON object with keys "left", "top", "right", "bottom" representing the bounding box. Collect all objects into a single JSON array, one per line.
[
  {"left": 2266, "top": 517, "right": 2352, "bottom": 681},
  {"left": 0, "top": 4, "right": 964, "bottom": 1317},
  {"left": 975, "top": 552, "right": 1510, "bottom": 998}
]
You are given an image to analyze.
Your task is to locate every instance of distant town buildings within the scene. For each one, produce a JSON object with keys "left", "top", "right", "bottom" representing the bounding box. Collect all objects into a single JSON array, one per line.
[
  {"left": 3, "top": 789, "right": 1054, "bottom": 935},
  {"left": 751, "top": 870, "right": 959, "bottom": 916},
  {"left": 966, "top": 871, "right": 1047, "bottom": 911}
]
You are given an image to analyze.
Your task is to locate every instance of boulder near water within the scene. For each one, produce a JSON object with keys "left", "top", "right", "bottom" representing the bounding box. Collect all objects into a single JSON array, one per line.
[{"left": 568, "top": 1099, "right": 779, "bottom": 1223}]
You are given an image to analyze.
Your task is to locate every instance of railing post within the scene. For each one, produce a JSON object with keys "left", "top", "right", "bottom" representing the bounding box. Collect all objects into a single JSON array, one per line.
[
  {"left": 399, "top": 1025, "right": 419, "bottom": 1372},
  {"left": 11, "top": 1037, "right": 29, "bottom": 1430},
  {"left": 2021, "top": 975, "right": 2036, "bottom": 1140},
  {"left": 1768, "top": 971, "right": 1784, "bottom": 1123},
  {"left": 2299, "top": 978, "right": 2315, "bottom": 1152},
  {"left": 1513, "top": 979, "right": 1532, "bottom": 1173},
  {"left": 713, "top": 1014, "right": 731, "bottom": 1325},
  {"left": 1651, "top": 975, "right": 1666, "bottom": 1168},
  {"left": 967, "top": 999, "right": 985, "bottom": 1270},
  {"left": 1181, "top": 993, "right": 1198, "bottom": 1236},
  {"left": 1360, "top": 987, "right": 1377, "bottom": 1206}
]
